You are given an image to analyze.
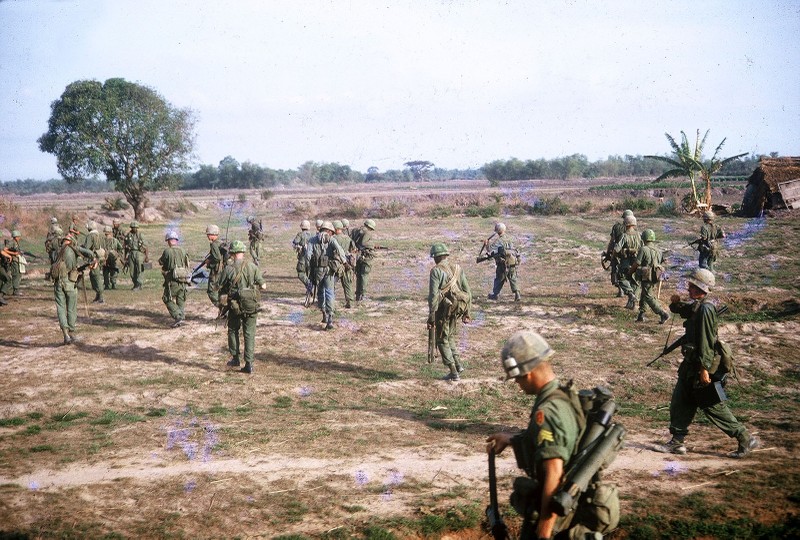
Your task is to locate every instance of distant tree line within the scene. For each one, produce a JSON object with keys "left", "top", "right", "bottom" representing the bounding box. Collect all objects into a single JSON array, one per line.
[{"left": 0, "top": 152, "right": 774, "bottom": 196}]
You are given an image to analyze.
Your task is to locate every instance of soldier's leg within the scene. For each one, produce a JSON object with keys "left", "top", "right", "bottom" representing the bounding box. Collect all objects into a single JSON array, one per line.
[
  {"left": 491, "top": 265, "right": 506, "bottom": 297},
  {"left": 701, "top": 402, "right": 747, "bottom": 440},
  {"left": 227, "top": 314, "right": 241, "bottom": 364},
  {"left": 668, "top": 378, "right": 698, "bottom": 440},
  {"left": 507, "top": 265, "right": 519, "bottom": 293},
  {"left": 698, "top": 252, "right": 709, "bottom": 270},
  {"left": 176, "top": 283, "right": 187, "bottom": 321},
  {"left": 11, "top": 264, "right": 21, "bottom": 293},
  {"left": 162, "top": 283, "right": 180, "bottom": 321},
  {"left": 110, "top": 268, "right": 118, "bottom": 289},
  {"left": 436, "top": 317, "right": 459, "bottom": 379},
  {"left": 447, "top": 317, "right": 463, "bottom": 373},
  {"left": 323, "top": 277, "right": 335, "bottom": 329},
  {"left": 64, "top": 281, "right": 78, "bottom": 334},
  {"left": 55, "top": 283, "right": 69, "bottom": 332},
  {"left": 242, "top": 313, "right": 257, "bottom": 367},
  {"left": 341, "top": 270, "right": 355, "bottom": 307},
  {"left": 91, "top": 267, "right": 104, "bottom": 302},
  {"left": 103, "top": 267, "right": 111, "bottom": 290}
]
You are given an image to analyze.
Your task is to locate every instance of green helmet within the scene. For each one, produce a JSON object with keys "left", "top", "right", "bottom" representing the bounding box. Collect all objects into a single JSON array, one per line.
[
  {"left": 501, "top": 331, "right": 555, "bottom": 380},
  {"left": 364, "top": 219, "right": 376, "bottom": 230},
  {"left": 205, "top": 224, "right": 220, "bottom": 235},
  {"left": 685, "top": 268, "right": 715, "bottom": 293},
  {"left": 315, "top": 219, "right": 324, "bottom": 229},
  {"left": 103, "top": 225, "right": 113, "bottom": 233},
  {"left": 230, "top": 240, "right": 246, "bottom": 253},
  {"left": 623, "top": 215, "right": 637, "bottom": 227},
  {"left": 11, "top": 229, "right": 21, "bottom": 238},
  {"left": 642, "top": 229, "right": 656, "bottom": 242},
  {"left": 130, "top": 221, "right": 139, "bottom": 229},
  {"left": 622, "top": 209, "right": 634, "bottom": 218},
  {"left": 342, "top": 219, "right": 350, "bottom": 228},
  {"left": 332, "top": 220, "right": 344, "bottom": 230},
  {"left": 430, "top": 243, "right": 449, "bottom": 258}
]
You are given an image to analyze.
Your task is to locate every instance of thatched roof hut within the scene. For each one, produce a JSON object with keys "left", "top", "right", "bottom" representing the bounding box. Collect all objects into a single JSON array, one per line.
[{"left": 742, "top": 157, "right": 800, "bottom": 217}]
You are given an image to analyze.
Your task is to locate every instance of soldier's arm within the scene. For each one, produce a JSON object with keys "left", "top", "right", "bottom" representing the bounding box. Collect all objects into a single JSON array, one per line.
[
  {"left": 669, "top": 299, "right": 695, "bottom": 319},
  {"left": 537, "top": 458, "right": 564, "bottom": 539},
  {"left": 696, "top": 304, "right": 718, "bottom": 371},
  {"left": 428, "top": 269, "right": 442, "bottom": 321}
]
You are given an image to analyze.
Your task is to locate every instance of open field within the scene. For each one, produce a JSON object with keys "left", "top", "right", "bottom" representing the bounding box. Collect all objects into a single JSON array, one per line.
[{"left": 1, "top": 179, "right": 799, "bottom": 539}]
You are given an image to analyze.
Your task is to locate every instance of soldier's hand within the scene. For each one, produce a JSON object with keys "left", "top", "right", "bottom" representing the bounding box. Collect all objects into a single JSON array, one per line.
[
  {"left": 426, "top": 319, "right": 434, "bottom": 330},
  {"left": 670, "top": 294, "right": 681, "bottom": 304},
  {"left": 699, "top": 368, "right": 711, "bottom": 386},
  {"left": 260, "top": 283, "right": 267, "bottom": 290},
  {"left": 486, "top": 433, "right": 513, "bottom": 455},
  {"left": 462, "top": 314, "right": 471, "bottom": 324}
]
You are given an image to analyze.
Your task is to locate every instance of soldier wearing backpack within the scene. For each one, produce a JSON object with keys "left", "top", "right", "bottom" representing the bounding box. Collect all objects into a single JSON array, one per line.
[
  {"left": 482, "top": 222, "right": 521, "bottom": 302},
  {"left": 630, "top": 229, "right": 670, "bottom": 324},
  {"left": 292, "top": 220, "right": 314, "bottom": 299},
  {"left": 82, "top": 221, "right": 105, "bottom": 303},
  {"left": 158, "top": 230, "right": 190, "bottom": 328},
  {"left": 219, "top": 240, "right": 266, "bottom": 374},
  {"left": 613, "top": 214, "right": 642, "bottom": 310},
  {"left": 51, "top": 234, "right": 95, "bottom": 344},
  {"left": 486, "top": 331, "right": 621, "bottom": 539},
  {"left": 695, "top": 211, "right": 725, "bottom": 273},
  {"left": 102, "top": 225, "right": 123, "bottom": 290},
  {"left": 427, "top": 243, "right": 472, "bottom": 381}
]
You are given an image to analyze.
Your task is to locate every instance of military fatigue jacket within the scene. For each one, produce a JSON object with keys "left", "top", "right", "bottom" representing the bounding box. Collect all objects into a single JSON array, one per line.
[
  {"left": 670, "top": 297, "right": 718, "bottom": 372},
  {"left": 82, "top": 230, "right": 102, "bottom": 255},
  {"left": 428, "top": 259, "right": 472, "bottom": 320},
  {"left": 306, "top": 235, "right": 347, "bottom": 282},
  {"left": 103, "top": 236, "right": 123, "bottom": 262},
  {"left": 487, "top": 234, "right": 517, "bottom": 264},
  {"left": 125, "top": 231, "right": 146, "bottom": 254},
  {"left": 292, "top": 230, "right": 313, "bottom": 258},
  {"left": 614, "top": 230, "right": 642, "bottom": 263},
  {"left": 158, "top": 246, "right": 189, "bottom": 281},
  {"left": 218, "top": 259, "right": 264, "bottom": 297},
  {"left": 635, "top": 244, "right": 663, "bottom": 281},
  {"left": 351, "top": 227, "right": 375, "bottom": 259},
  {"left": 607, "top": 222, "right": 625, "bottom": 252},
  {"left": 208, "top": 239, "right": 224, "bottom": 273},
  {"left": 699, "top": 223, "right": 724, "bottom": 252}
]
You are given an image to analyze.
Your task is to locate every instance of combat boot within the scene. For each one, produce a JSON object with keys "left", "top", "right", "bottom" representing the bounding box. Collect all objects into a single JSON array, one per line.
[
  {"left": 325, "top": 315, "right": 334, "bottom": 331},
  {"left": 442, "top": 364, "right": 460, "bottom": 382},
  {"left": 240, "top": 362, "right": 253, "bottom": 374},
  {"left": 487, "top": 293, "right": 498, "bottom": 301},
  {"left": 659, "top": 312, "right": 670, "bottom": 325},
  {"left": 625, "top": 293, "right": 636, "bottom": 310},
  {"left": 653, "top": 438, "right": 687, "bottom": 455},
  {"left": 226, "top": 357, "right": 241, "bottom": 367},
  {"left": 636, "top": 312, "right": 645, "bottom": 323},
  {"left": 514, "top": 291, "right": 521, "bottom": 302},
  {"left": 730, "top": 434, "right": 760, "bottom": 458},
  {"left": 616, "top": 287, "right": 624, "bottom": 298},
  {"left": 0, "top": 296, "right": 7, "bottom": 306}
]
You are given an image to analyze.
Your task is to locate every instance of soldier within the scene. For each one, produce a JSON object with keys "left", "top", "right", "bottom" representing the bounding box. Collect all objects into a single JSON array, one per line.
[
  {"left": 351, "top": 219, "right": 379, "bottom": 302},
  {"left": 82, "top": 221, "right": 105, "bottom": 303},
  {"left": 486, "top": 331, "right": 617, "bottom": 539},
  {"left": 102, "top": 225, "right": 124, "bottom": 290},
  {"left": 246, "top": 216, "right": 263, "bottom": 265},
  {"left": 427, "top": 243, "right": 472, "bottom": 381},
  {"left": 613, "top": 214, "right": 642, "bottom": 309},
  {"left": 124, "top": 221, "right": 147, "bottom": 290},
  {"left": 199, "top": 224, "right": 225, "bottom": 307},
  {"left": 0, "top": 236, "right": 13, "bottom": 305},
  {"left": 69, "top": 215, "right": 82, "bottom": 238},
  {"left": 158, "top": 230, "right": 190, "bottom": 328},
  {"left": 655, "top": 268, "right": 760, "bottom": 457},
  {"left": 315, "top": 218, "right": 324, "bottom": 232},
  {"left": 333, "top": 220, "right": 355, "bottom": 308},
  {"left": 51, "top": 234, "right": 94, "bottom": 344},
  {"left": 341, "top": 218, "right": 351, "bottom": 237},
  {"left": 219, "top": 240, "right": 266, "bottom": 374},
  {"left": 606, "top": 209, "right": 633, "bottom": 297},
  {"left": 111, "top": 218, "right": 126, "bottom": 245},
  {"left": 45, "top": 218, "right": 63, "bottom": 264},
  {"left": 3, "top": 230, "right": 24, "bottom": 296},
  {"left": 306, "top": 221, "right": 347, "bottom": 330},
  {"left": 695, "top": 211, "right": 726, "bottom": 273},
  {"left": 292, "top": 220, "right": 314, "bottom": 298},
  {"left": 483, "top": 222, "right": 521, "bottom": 302},
  {"left": 630, "top": 229, "right": 670, "bottom": 324}
]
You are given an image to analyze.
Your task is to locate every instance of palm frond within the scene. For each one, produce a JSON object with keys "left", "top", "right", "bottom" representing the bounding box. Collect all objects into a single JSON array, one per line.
[
  {"left": 710, "top": 137, "right": 727, "bottom": 162},
  {"left": 654, "top": 168, "right": 691, "bottom": 182},
  {"left": 664, "top": 133, "right": 680, "bottom": 154},
  {"left": 697, "top": 129, "right": 710, "bottom": 159},
  {"left": 644, "top": 155, "right": 682, "bottom": 168}
]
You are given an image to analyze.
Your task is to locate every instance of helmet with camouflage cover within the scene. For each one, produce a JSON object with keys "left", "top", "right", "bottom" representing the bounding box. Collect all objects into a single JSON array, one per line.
[
  {"left": 685, "top": 268, "right": 715, "bottom": 293},
  {"left": 315, "top": 219, "right": 324, "bottom": 229},
  {"left": 103, "top": 225, "right": 113, "bottom": 233},
  {"left": 165, "top": 230, "right": 179, "bottom": 241},
  {"left": 332, "top": 220, "right": 343, "bottom": 230},
  {"left": 501, "top": 331, "right": 555, "bottom": 380},
  {"left": 130, "top": 221, "right": 139, "bottom": 229},
  {"left": 51, "top": 216, "right": 58, "bottom": 224},
  {"left": 364, "top": 219, "right": 376, "bottom": 230},
  {"left": 320, "top": 221, "right": 335, "bottom": 233},
  {"left": 642, "top": 229, "right": 656, "bottom": 242},
  {"left": 230, "top": 240, "right": 246, "bottom": 253},
  {"left": 87, "top": 221, "right": 98, "bottom": 232},
  {"left": 11, "top": 229, "right": 21, "bottom": 238},
  {"left": 703, "top": 211, "right": 714, "bottom": 222},
  {"left": 300, "top": 220, "right": 311, "bottom": 230},
  {"left": 623, "top": 215, "right": 637, "bottom": 227},
  {"left": 246, "top": 215, "right": 255, "bottom": 223},
  {"left": 494, "top": 222, "right": 506, "bottom": 234},
  {"left": 429, "top": 243, "right": 449, "bottom": 258},
  {"left": 622, "top": 209, "right": 634, "bottom": 218},
  {"left": 342, "top": 219, "right": 350, "bottom": 228},
  {"left": 205, "top": 224, "right": 220, "bottom": 235}
]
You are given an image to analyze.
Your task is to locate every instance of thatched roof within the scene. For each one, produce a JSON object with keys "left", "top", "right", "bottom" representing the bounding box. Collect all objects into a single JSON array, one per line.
[{"left": 747, "top": 157, "right": 800, "bottom": 191}]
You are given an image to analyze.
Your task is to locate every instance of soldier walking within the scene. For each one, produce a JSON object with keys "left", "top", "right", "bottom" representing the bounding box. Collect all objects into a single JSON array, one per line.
[
  {"left": 3, "top": 230, "right": 24, "bottom": 296},
  {"left": 427, "top": 243, "right": 472, "bottom": 381},
  {"left": 292, "top": 220, "right": 314, "bottom": 299},
  {"left": 307, "top": 221, "right": 347, "bottom": 330},
  {"left": 482, "top": 222, "right": 521, "bottom": 301},
  {"left": 351, "top": 219, "right": 378, "bottom": 302},
  {"left": 102, "top": 225, "right": 124, "bottom": 290},
  {"left": 695, "top": 211, "right": 725, "bottom": 273},
  {"left": 606, "top": 210, "right": 633, "bottom": 297},
  {"left": 158, "top": 230, "right": 190, "bottom": 328},
  {"left": 124, "top": 221, "right": 147, "bottom": 290},
  {"left": 219, "top": 240, "right": 266, "bottom": 374},
  {"left": 654, "top": 268, "right": 760, "bottom": 457},
  {"left": 333, "top": 220, "right": 355, "bottom": 308},
  {"left": 45, "top": 217, "right": 63, "bottom": 264},
  {"left": 200, "top": 224, "right": 225, "bottom": 307},
  {"left": 81, "top": 221, "right": 105, "bottom": 303},
  {"left": 246, "top": 216, "right": 264, "bottom": 266},
  {"left": 613, "top": 214, "right": 642, "bottom": 309},
  {"left": 630, "top": 229, "right": 669, "bottom": 323},
  {"left": 51, "top": 234, "right": 94, "bottom": 344}
]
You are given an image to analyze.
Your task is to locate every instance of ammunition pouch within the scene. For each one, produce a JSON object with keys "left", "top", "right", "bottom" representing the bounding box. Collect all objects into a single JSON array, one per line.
[
  {"left": 172, "top": 266, "right": 192, "bottom": 284},
  {"left": 510, "top": 476, "right": 540, "bottom": 518},
  {"left": 237, "top": 288, "right": 260, "bottom": 315},
  {"left": 67, "top": 269, "right": 79, "bottom": 283},
  {"left": 510, "top": 433, "right": 535, "bottom": 476}
]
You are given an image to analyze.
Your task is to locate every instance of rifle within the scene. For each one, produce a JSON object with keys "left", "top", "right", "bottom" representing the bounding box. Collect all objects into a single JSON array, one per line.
[
  {"left": 75, "top": 262, "right": 91, "bottom": 318},
  {"left": 427, "top": 322, "right": 436, "bottom": 364},
  {"left": 600, "top": 251, "right": 613, "bottom": 271},
  {"left": 304, "top": 280, "right": 316, "bottom": 308},
  {"left": 647, "top": 304, "right": 728, "bottom": 366},
  {"left": 485, "top": 448, "right": 510, "bottom": 540},
  {"left": 478, "top": 232, "right": 497, "bottom": 258},
  {"left": 190, "top": 253, "right": 211, "bottom": 284}
]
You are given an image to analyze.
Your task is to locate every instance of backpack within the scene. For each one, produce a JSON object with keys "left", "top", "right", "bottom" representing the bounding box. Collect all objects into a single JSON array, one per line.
[
  {"left": 49, "top": 245, "right": 72, "bottom": 283},
  {"left": 439, "top": 263, "right": 470, "bottom": 319},
  {"left": 229, "top": 265, "right": 260, "bottom": 316}
]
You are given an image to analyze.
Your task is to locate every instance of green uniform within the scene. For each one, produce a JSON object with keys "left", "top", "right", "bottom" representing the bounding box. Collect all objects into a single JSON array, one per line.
[
  {"left": 248, "top": 221, "right": 263, "bottom": 265},
  {"left": 607, "top": 222, "right": 625, "bottom": 292},
  {"left": 333, "top": 231, "right": 355, "bottom": 307},
  {"left": 82, "top": 230, "right": 104, "bottom": 302},
  {"left": 307, "top": 234, "right": 347, "bottom": 323},
  {"left": 45, "top": 226, "right": 63, "bottom": 264},
  {"left": 351, "top": 226, "right": 374, "bottom": 301},
  {"left": 158, "top": 245, "right": 189, "bottom": 323},
  {"left": 292, "top": 230, "right": 313, "bottom": 292},
  {"left": 206, "top": 238, "right": 224, "bottom": 306},
  {"left": 102, "top": 235, "right": 124, "bottom": 290},
  {"left": 0, "top": 247, "right": 12, "bottom": 302},
  {"left": 634, "top": 243, "right": 668, "bottom": 319},
  {"left": 124, "top": 230, "right": 147, "bottom": 289},
  {"left": 698, "top": 222, "right": 725, "bottom": 272},
  {"left": 487, "top": 233, "right": 519, "bottom": 298},
  {"left": 428, "top": 258, "right": 471, "bottom": 374},
  {"left": 667, "top": 297, "right": 747, "bottom": 442},
  {"left": 614, "top": 228, "right": 642, "bottom": 300},
  {"left": 218, "top": 259, "right": 265, "bottom": 367},
  {"left": 52, "top": 242, "right": 93, "bottom": 338},
  {"left": 112, "top": 225, "right": 125, "bottom": 246},
  {"left": 4, "top": 239, "right": 22, "bottom": 295}
]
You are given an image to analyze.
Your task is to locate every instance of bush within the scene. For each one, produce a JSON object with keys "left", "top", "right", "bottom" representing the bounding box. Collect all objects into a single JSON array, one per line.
[
  {"left": 101, "top": 195, "right": 129, "bottom": 211},
  {"left": 575, "top": 200, "right": 592, "bottom": 213},
  {"left": 464, "top": 202, "right": 500, "bottom": 218},
  {"left": 261, "top": 190, "right": 273, "bottom": 200},
  {"left": 237, "top": 193, "right": 247, "bottom": 203},
  {"left": 656, "top": 198, "right": 679, "bottom": 216},
  {"left": 620, "top": 196, "right": 657, "bottom": 212},
  {"left": 373, "top": 200, "right": 408, "bottom": 219},
  {"left": 528, "top": 196, "right": 569, "bottom": 215},
  {"left": 428, "top": 205, "right": 453, "bottom": 218}
]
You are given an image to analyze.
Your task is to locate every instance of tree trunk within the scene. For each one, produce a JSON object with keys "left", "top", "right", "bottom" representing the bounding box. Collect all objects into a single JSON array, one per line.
[
  {"left": 120, "top": 179, "right": 148, "bottom": 221},
  {"left": 703, "top": 173, "right": 713, "bottom": 207}
]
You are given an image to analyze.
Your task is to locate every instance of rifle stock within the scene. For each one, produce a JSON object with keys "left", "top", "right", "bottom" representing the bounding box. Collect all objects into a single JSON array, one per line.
[{"left": 486, "top": 449, "right": 509, "bottom": 540}]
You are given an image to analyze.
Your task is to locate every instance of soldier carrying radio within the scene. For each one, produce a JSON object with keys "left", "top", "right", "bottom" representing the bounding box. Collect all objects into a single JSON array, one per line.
[
  {"left": 630, "top": 229, "right": 670, "bottom": 324},
  {"left": 653, "top": 268, "right": 759, "bottom": 457},
  {"left": 478, "top": 222, "right": 521, "bottom": 302},
  {"left": 691, "top": 211, "right": 725, "bottom": 273},
  {"left": 427, "top": 243, "right": 472, "bottom": 382},
  {"left": 486, "top": 331, "right": 623, "bottom": 539}
]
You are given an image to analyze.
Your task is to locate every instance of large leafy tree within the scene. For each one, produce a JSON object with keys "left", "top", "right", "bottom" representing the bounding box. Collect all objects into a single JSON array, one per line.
[
  {"left": 38, "top": 78, "right": 195, "bottom": 220},
  {"left": 645, "top": 130, "right": 746, "bottom": 210}
]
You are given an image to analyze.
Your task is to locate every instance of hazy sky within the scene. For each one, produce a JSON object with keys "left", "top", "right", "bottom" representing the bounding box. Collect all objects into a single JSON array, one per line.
[{"left": 1, "top": 0, "right": 798, "bottom": 181}]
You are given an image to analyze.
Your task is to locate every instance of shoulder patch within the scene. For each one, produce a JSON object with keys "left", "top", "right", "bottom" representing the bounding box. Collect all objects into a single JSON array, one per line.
[{"left": 535, "top": 410, "right": 545, "bottom": 426}]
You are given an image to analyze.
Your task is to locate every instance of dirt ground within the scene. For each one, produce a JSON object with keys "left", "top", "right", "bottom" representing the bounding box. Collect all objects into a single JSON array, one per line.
[{"left": 1, "top": 180, "right": 798, "bottom": 539}]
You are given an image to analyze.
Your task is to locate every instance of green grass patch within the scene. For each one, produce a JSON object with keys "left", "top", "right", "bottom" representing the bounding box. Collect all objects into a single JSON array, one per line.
[
  {"left": 0, "top": 417, "right": 26, "bottom": 427},
  {"left": 29, "top": 444, "right": 54, "bottom": 453},
  {"left": 619, "top": 513, "right": 797, "bottom": 539},
  {"left": 23, "top": 425, "right": 41, "bottom": 436},
  {"left": 273, "top": 396, "right": 293, "bottom": 409},
  {"left": 145, "top": 408, "right": 168, "bottom": 417},
  {"left": 90, "top": 410, "right": 146, "bottom": 426},
  {"left": 50, "top": 411, "right": 90, "bottom": 423}
]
